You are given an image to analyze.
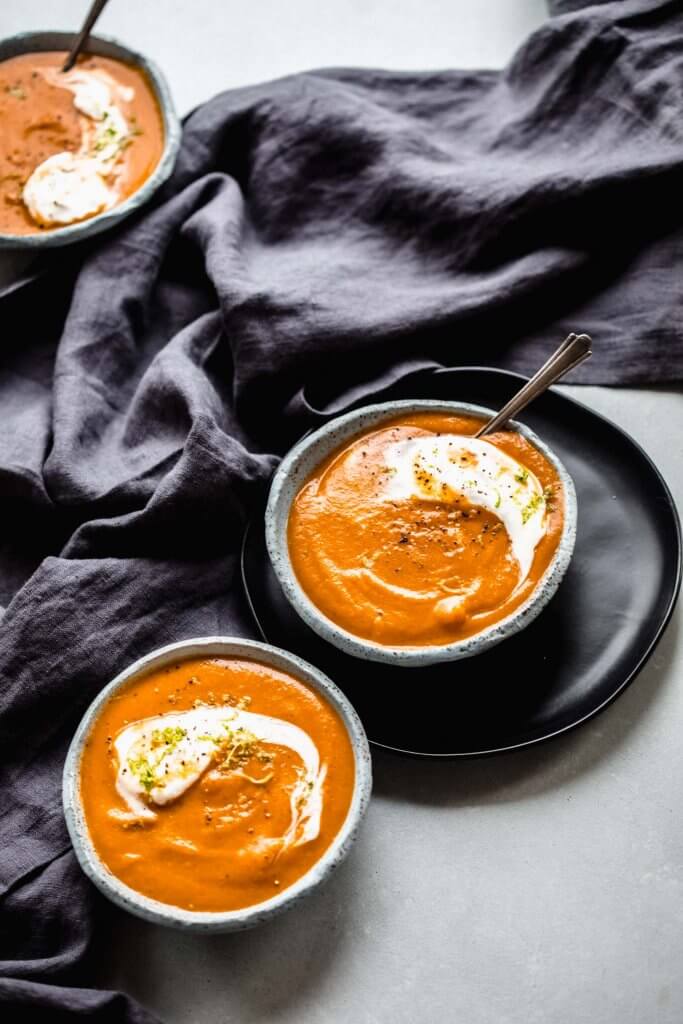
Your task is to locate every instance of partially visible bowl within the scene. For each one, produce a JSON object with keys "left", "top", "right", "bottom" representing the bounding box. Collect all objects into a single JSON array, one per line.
[
  {"left": 0, "top": 31, "right": 181, "bottom": 250},
  {"left": 63, "top": 636, "right": 372, "bottom": 932},
  {"left": 266, "top": 399, "right": 578, "bottom": 667}
]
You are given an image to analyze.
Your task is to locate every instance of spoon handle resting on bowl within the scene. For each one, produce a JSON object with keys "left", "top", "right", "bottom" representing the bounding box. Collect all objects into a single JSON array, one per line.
[
  {"left": 62, "top": 0, "right": 110, "bottom": 72},
  {"left": 474, "top": 332, "right": 593, "bottom": 438}
]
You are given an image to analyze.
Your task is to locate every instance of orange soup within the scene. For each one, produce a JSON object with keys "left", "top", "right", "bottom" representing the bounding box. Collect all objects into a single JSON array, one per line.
[
  {"left": 0, "top": 52, "right": 164, "bottom": 235},
  {"left": 288, "top": 413, "right": 564, "bottom": 647},
  {"left": 79, "top": 657, "right": 356, "bottom": 912}
]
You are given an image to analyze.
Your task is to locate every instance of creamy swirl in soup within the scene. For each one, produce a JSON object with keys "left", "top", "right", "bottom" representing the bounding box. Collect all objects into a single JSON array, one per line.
[{"left": 288, "top": 412, "right": 565, "bottom": 647}]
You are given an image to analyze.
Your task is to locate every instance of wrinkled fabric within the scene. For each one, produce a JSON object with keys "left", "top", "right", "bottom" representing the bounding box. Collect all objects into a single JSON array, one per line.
[{"left": 1, "top": 0, "right": 682, "bottom": 1018}]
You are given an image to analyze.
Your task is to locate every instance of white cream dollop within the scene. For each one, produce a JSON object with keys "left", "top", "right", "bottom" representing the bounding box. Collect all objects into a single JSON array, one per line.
[
  {"left": 22, "top": 69, "right": 133, "bottom": 227},
  {"left": 113, "top": 706, "right": 326, "bottom": 850},
  {"left": 23, "top": 152, "right": 113, "bottom": 225},
  {"left": 381, "top": 434, "right": 548, "bottom": 582}
]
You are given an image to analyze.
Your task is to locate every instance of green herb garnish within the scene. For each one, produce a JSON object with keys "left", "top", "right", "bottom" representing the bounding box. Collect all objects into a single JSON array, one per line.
[
  {"left": 150, "top": 725, "right": 186, "bottom": 750},
  {"left": 220, "top": 723, "right": 259, "bottom": 768},
  {"left": 521, "top": 493, "right": 545, "bottom": 524},
  {"left": 130, "top": 726, "right": 187, "bottom": 793},
  {"left": 128, "top": 756, "right": 155, "bottom": 793}
]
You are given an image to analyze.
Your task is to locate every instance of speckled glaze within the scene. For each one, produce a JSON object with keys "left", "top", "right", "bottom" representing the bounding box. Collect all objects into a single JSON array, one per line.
[
  {"left": 62, "top": 637, "right": 372, "bottom": 932},
  {"left": 266, "top": 400, "right": 577, "bottom": 667},
  {"left": 0, "top": 31, "right": 182, "bottom": 250}
]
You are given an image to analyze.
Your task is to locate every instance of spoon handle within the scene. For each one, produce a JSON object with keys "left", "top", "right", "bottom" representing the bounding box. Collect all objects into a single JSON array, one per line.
[
  {"left": 474, "top": 332, "right": 593, "bottom": 438},
  {"left": 62, "top": 0, "right": 110, "bottom": 72}
]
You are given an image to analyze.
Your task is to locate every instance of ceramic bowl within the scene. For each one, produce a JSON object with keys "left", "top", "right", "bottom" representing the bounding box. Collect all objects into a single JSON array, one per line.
[
  {"left": 0, "top": 31, "right": 182, "bottom": 250},
  {"left": 63, "top": 637, "right": 372, "bottom": 932},
  {"left": 266, "top": 399, "right": 577, "bottom": 667}
]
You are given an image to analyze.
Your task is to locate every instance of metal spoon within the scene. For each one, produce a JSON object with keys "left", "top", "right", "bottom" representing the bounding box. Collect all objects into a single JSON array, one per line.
[
  {"left": 474, "top": 332, "right": 593, "bottom": 438},
  {"left": 62, "top": 0, "right": 111, "bottom": 72}
]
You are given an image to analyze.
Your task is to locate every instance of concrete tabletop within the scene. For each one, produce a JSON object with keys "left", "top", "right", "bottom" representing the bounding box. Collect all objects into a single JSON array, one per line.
[{"left": 2, "top": 3, "right": 681, "bottom": 1022}]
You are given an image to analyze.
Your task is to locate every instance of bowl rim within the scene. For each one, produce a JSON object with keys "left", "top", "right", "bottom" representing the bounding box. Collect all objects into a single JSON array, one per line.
[
  {"left": 62, "top": 636, "right": 372, "bottom": 932},
  {"left": 265, "top": 398, "right": 578, "bottom": 667},
  {"left": 0, "top": 30, "right": 182, "bottom": 249}
]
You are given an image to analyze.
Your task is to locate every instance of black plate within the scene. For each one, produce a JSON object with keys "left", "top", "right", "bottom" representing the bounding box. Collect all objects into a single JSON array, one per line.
[{"left": 241, "top": 368, "right": 681, "bottom": 758}]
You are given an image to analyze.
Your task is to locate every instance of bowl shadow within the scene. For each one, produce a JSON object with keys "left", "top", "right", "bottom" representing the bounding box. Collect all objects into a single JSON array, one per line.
[
  {"left": 371, "top": 613, "right": 679, "bottom": 808},
  {"left": 93, "top": 844, "right": 368, "bottom": 1022}
]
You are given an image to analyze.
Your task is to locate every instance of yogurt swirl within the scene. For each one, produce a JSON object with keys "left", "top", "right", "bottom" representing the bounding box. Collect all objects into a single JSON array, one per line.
[
  {"left": 22, "top": 68, "right": 133, "bottom": 226},
  {"left": 114, "top": 706, "right": 326, "bottom": 851},
  {"left": 382, "top": 434, "right": 548, "bottom": 582}
]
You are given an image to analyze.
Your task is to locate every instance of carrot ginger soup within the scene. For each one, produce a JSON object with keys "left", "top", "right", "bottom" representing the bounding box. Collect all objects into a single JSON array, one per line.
[
  {"left": 288, "top": 413, "right": 565, "bottom": 647},
  {"left": 0, "top": 52, "right": 164, "bottom": 235},
  {"left": 79, "top": 658, "right": 356, "bottom": 912}
]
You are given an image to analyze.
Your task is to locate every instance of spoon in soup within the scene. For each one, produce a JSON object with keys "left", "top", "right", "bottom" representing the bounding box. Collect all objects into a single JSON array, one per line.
[
  {"left": 474, "top": 332, "right": 592, "bottom": 438},
  {"left": 62, "top": 0, "right": 111, "bottom": 73}
]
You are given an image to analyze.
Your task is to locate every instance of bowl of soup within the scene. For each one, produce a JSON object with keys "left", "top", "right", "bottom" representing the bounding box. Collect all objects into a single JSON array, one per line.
[
  {"left": 0, "top": 31, "right": 181, "bottom": 248},
  {"left": 266, "top": 400, "right": 577, "bottom": 666},
  {"left": 63, "top": 637, "right": 371, "bottom": 931}
]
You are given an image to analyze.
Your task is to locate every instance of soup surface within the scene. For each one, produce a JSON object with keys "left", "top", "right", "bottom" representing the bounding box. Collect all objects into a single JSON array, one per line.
[
  {"left": 79, "top": 657, "right": 356, "bottom": 912},
  {"left": 0, "top": 51, "right": 164, "bottom": 235},
  {"left": 288, "top": 412, "right": 564, "bottom": 647}
]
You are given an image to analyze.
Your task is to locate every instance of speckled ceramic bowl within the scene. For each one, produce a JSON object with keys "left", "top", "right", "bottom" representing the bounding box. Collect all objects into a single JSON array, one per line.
[
  {"left": 62, "top": 637, "right": 372, "bottom": 932},
  {"left": 0, "top": 31, "right": 181, "bottom": 250},
  {"left": 266, "top": 399, "right": 577, "bottom": 667}
]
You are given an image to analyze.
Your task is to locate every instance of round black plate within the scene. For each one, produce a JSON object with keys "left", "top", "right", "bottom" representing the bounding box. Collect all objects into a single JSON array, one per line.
[{"left": 241, "top": 368, "right": 681, "bottom": 758}]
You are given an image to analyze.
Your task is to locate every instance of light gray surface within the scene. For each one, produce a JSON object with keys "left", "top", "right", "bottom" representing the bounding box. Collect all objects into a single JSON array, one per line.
[
  {"left": 1, "top": 0, "right": 547, "bottom": 113},
  {"left": 2, "top": 3, "right": 682, "bottom": 1023}
]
